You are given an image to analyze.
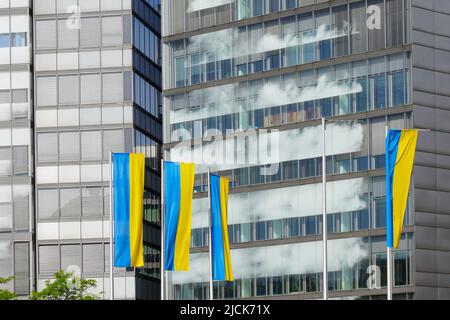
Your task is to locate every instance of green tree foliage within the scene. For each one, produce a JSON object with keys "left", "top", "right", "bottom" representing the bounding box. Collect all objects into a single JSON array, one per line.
[
  {"left": 30, "top": 270, "right": 100, "bottom": 300},
  {"left": 0, "top": 276, "right": 17, "bottom": 300}
]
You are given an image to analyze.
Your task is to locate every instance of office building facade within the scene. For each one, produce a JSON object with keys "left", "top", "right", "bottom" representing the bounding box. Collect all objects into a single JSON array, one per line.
[
  {"left": 161, "top": 0, "right": 450, "bottom": 299},
  {"left": 0, "top": 0, "right": 33, "bottom": 298},
  {"left": 1, "top": 0, "right": 162, "bottom": 300}
]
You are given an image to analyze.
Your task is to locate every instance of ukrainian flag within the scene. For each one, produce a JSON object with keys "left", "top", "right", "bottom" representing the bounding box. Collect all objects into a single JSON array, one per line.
[
  {"left": 164, "top": 161, "right": 195, "bottom": 271},
  {"left": 386, "top": 130, "right": 418, "bottom": 249},
  {"left": 210, "top": 174, "right": 233, "bottom": 281},
  {"left": 113, "top": 153, "right": 145, "bottom": 267}
]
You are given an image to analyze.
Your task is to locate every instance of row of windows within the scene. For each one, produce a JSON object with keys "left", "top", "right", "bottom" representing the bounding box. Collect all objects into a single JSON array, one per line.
[
  {"left": 191, "top": 196, "right": 409, "bottom": 248},
  {"left": 0, "top": 32, "right": 27, "bottom": 48},
  {"left": 169, "top": 53, "right": 410, "bottom": 137},
  {"left": 171, "top": 71, "right": 406, "bottom": 140},
  {"left": 0, "top": 241, "right": 30, "bottom": 296},
  {"left": 134, "top": 73, "right": 161, "bottom": 119},
  {"left": 36, "top": 105, "right": 133, "bottom": 128},
  {"left": 34, "top": 0, "right": 131, "bottom": 15},
  {"left": 135, "top": 129, "right": 161, "bottom": 172},
  {"left": 0, "top": 184, "right": 30, "bottom": 232},
  {"left": 37, "top": 186, "right": 158, "bottom": 221},
  {"left": 0, "top": 146, "right": 28, "bottom": 177},
  {"left": 170, "top": 0, "right": 409, "bottom": 88},
  {"left": 36, "top": 72, "right": 131, "bottom": 107},
  {"left": 133, "top": 17, "right": 160, "bottom": 65},
  {"left": 168, "top": 0, "right": 409, "bottom": 36},
  {"left": 173, "top": 250, "right": 411, "bottom": 299},
  {"left": 35, "top": 15, "right": 131, "bottom": 51},
  {"left": 137, "top": 245, "right": 160, "bottom": 279},
  {"left": 190, "top": 153, "right": 385, "bottom": 196},
  {"left": 38, "top": 243, "right": 110, "bottom": 275},
  {"left": 36, "top": 129, "right": 128, "bottom": 163}
]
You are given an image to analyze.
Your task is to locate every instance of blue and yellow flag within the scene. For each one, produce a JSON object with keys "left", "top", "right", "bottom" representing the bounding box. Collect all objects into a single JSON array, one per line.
[
  {"left": 386, "top": 129, "right": 418, "bottom": 249},
  {"left": 164, "top": 161, "right": 195, "bottom": 271},
  {"left": 210, "top": 174, "right": 233, "bottom": 281},
  {"left": 113, "top": 153, "right": 145, "bottom": 267}
]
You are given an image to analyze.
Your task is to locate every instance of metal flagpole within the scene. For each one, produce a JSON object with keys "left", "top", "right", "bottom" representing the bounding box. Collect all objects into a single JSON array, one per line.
[
  {"left": 109, "top": 151, "right": 114, "bottom": 300},
  {"left": 207, "top": 169, "right": 213, "bottom": 300},
  {"left": 385, "top": 125, "right": 393, "bottom": 301},
  {"left": 161, "top": 159, "right": 165, "bottom": 300},
  {"left": 321, "top": 118, "right": 328, "bottom": 300}
]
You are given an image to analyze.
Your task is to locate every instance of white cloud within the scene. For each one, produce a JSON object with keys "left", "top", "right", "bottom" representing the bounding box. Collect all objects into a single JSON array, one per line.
[
  {"left": 171, "top": 121, "right": 364, "bottom": 174},
  {"left": 191, "top": 177, "right": 368, "bottom": 228},
  {"left": 170, "top": 75, "right": 362, "bottom": 124},
  {"left": 171, "top": 237, "right": 369, "bottom": 284}
]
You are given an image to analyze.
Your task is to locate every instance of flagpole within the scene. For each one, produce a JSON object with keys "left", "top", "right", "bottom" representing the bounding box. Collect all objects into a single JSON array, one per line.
[
  {"left": 109, "top": 151, "right": 114, "bottom": 300},
  {"left": 207, "top": 169, "right": 213, "bottom": 300},
  {"left": 161, "top": 159, "right": 165, "bottom": 300},
  {"left": 321, "top": 118, "right": 328, "bottom": 300},
  {"left": 385, "top": 125, "right": 393, "bottom": 300}
]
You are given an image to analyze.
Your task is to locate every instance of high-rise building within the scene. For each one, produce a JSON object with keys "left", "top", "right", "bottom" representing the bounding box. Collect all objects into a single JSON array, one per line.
[
  {"left": 0, "top": 0, "right": 34, "bottom": 298},
  {"left": 162, "top": 0, "right": 450, "bottom": 299},
  {"left": 1, "top": 0, "right": 162, "bottom": 300}
]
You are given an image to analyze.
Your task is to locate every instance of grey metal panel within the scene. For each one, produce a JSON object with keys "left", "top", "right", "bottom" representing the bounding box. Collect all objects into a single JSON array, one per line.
[
  {"left": 414, "top": 165, "right": 436, "bottom": 190},
  {"left": 413, "top": 68, "right": 436, "bottom": 93},
  {"left": 416, "top": 130, "right": 436, "bottom": 154},
  {"left": 434, "top": 11, "right": 450, "bottom": 38},
  {"left": 414, "top": 286, "right": 438, "bottom": 300},
  {"left": 415, "top": 211, "right": 437, "bottom": 228},
  {"left": 437, "top": 228, "right": 450, "bottom": 251},
  {"left": 436, "top": 94, "right": 450, "bottom": 111},
  {"left": 435, "top": 72, "right": 450, "bottom": 96},
  {"left": 411, "top": 0, "right": 434, "bottom": 10},
  {"left": 438, "top": 288, "right": 450, "bottom": 299},
  {"left": 412, "top": 7, "right": 435, "bottom": 33},
  {"left": 413, "top": 91, "right": 436, "bottom": 108},
  {"left": 415, "top": 249, "right": 438, "bottom": 273},
  {"left": 415, "top": 226, "right": 437, "bottom": 250},
  {"left": 411, "top": 30, "right": 435, "bottom": 47},
  {"left": 415, "top": 151, "right": 436, "bottom": 168},
  {"left": 435, "top": 0, "right": 450, "bottom": 14},
  {"left": 436, "top": 168, "right": 450, "bottom": 191},
  {"left": 412, "top": 45, "right": 435, "bottom": 70},
  {"left": 435, "top": 49, "right": 450, "bottom": 74},
  {"left": 415, "top": 271, "right": 437, "bottom": 287},
  {"left": 437, "top": 273, "right": 450, "bottom": 288},
  {"left": 437, "top": 214, "right": 450, "bottom": 229},
  {"left": 412, "top": 105, "right": 436, "bottom": 131},
  {"left": 437, "top": 251, "right": 450, "bottom": 274},
  {"left": 436, "top": 190, "right": 450, "bottom": 213},
  {"left": 414, "top": 188, "right": 437, "bottom": 213}
]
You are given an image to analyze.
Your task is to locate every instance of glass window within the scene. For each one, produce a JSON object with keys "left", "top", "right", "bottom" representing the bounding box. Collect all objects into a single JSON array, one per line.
[
  {"left": 11, "top": 32, "right": 27, "bottom": 47},
  {"left": 80, "top": 17, "right": 100, "bottom": 48},
  {"left": 103, "top": 130, "right": 124, "bottom": 160},
  {"left": 59, "top": 132, "right": 80, "bottom": 162},
  {"left": 102, "top": 73, "right": 123, "bottom": 103},
  {"left": 374, "top": 197, "right": 386, "bottom": 228},
  {"left": 102, "top": 16, "right": 123, "bottom": 46},
  {"left": 37, "top": 77, "right": 57, "bottom": 106},
  {"left": 39, "top": 245, "right": 60, "bottom": 274},
  {"left": 83, "top": 244, "right": 104, "bottom": 273},
  {"left": 305, "top": 273, "right": 318, "bottom": 292},
  {"left": 392, "top": 71, "right": 405, "bottom": 106},
  {"left": 59, "top": 75, "right": 79, "bottom": 105},
  {"left": 11, "top": 89, "right": 28, "bottom": 104},
  {"left": 356, "top": 78, "right": 368, "bottom": 112},
  {"left": 0, "top": 34, "right": 9, "bottom": 48},
  {"left": 81, "top": 131, "right": 102, "bottom": 161},
  {"left": 305, "top": 216, "right": 316, "bottom": 235},
  {"left": 0, "top": 148, "right": 11, "bottom": 176},
  {"left": 373, "top": 75, "right": 386, "bottom": 109},
  {"left": 272, "top": 276, "right": 283, "bottom": 295},
  {"left": 253, "top": 0, "right": 263, "bottom": 16},
  {"left": 38, "top": 189, "right": 59, "bottom": 219},
  {"left": 82, "top": 187, "right": 102, "bottom": 217},
  {"left": 256, "top": 277, "right": 267, "bottom": 296},
  {"left": 288, "top": 274, "right": 301, "bottom": 293},
  {"left": 58, "top": 19, "right": 79, "bottom": 49},
  {"left": 36, "top": 20, "right": 57, "bottom": 50},
  {"left": 81, "top": 74, "right": 101, "bottom": 104},
  {"left": 37, "top": 132, "right": 58, "bottom": 163},
  {"left": 60, "top": 188, "right": 81, "bottom": 217},
  {"left": 13, "top": 146, "right": 28, "bottom": 175}
]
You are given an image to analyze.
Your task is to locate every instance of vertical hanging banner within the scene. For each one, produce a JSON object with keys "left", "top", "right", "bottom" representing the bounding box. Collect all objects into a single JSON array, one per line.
[
  {"left": 210, "top": 174, "right": 233, "bottom": 281},
  {"left": 164, "top": 161, "right": 195, "bottom": 271},
  {"left": 113, "top": 153, "right": 145, "bottom": 267},
  {"left": 386, "top": 129, "right": 418, "bottom": 249}
]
